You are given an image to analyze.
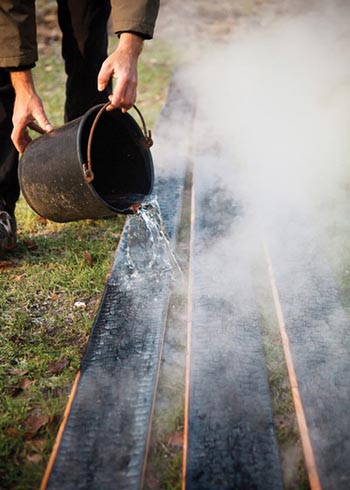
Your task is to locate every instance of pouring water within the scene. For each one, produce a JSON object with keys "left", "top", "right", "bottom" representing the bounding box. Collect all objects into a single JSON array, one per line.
[{"left": 124, "top": 196, "right": 183, "bottom": 280}]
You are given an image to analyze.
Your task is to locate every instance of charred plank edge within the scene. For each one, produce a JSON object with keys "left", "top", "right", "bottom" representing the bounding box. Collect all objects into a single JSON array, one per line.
[{"left": 182, "top": 182, "right": 195, "bottom": 487}]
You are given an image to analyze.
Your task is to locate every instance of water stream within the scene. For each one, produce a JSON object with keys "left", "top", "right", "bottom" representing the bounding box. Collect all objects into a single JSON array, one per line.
[{"left": 123, "top": 196, "right": 183, "bottom": 280}]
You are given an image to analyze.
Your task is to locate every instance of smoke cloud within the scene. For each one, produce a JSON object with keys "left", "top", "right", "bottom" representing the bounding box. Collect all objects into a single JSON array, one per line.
[{"left": 178, "top": 0, "right": 350, "bottom": 274}]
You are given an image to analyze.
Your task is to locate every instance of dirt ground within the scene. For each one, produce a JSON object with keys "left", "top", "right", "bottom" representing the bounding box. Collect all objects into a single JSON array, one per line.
[
  {"left": 36, "top": 0, "right": 312, "bottom": 50},
  {"left": 154, "top": 0, "right": 311, "bottom": 42}
]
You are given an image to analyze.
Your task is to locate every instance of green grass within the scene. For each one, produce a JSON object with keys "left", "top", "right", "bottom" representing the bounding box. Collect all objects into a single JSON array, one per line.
[
  {"left": 0, "top": 215, "right": 128, "bottom": 489},
  {"left": 0, "top": 30, "right": 175, "bottom": 489}
]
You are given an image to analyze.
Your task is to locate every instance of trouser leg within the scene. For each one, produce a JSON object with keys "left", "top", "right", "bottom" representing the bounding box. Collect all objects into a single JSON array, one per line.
[
  {"left": 57, "top": 0, "right": 112, "bottom": 122},
  {"left": 0, "top": 69, "right": 20, "bottom": 215}
]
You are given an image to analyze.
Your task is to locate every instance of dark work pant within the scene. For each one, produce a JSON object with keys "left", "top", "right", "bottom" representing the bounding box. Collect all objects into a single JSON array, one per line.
[
  {"left": 0, "top": 0, "right": 112, "bottom": 213},
  {"left": 0, "top": 71, "right": 19, "bottom": 215}
]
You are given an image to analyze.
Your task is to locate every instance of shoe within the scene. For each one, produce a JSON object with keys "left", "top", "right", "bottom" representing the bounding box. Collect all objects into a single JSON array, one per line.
[{"left": 0, "top": 210, "right": 17, "bottom": 254}]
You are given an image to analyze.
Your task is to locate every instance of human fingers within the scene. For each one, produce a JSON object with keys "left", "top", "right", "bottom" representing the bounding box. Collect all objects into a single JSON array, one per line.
[
  {"left": 28, "top": 121, "right": 54, "bottom": 135},
  {"left": 120, "top": 83, "right": 137, "bottom": 112},
  {"left": 12, "top": 116, "right": 52, "bottom": 153},
  {"left": 106, "top": 75, "right": 137, "bottom": 112},
  {"left": 105, "top": 78, "right": 125, "bottom": 111},
  {"left": 97, "top": 60, "right": 112, "bottom": 92},
  {"left": 32, "top": 108, "right": 53, "bottom": 134},
  {"left": 11, "top": 124, "right": 32, "bottom": 154}
]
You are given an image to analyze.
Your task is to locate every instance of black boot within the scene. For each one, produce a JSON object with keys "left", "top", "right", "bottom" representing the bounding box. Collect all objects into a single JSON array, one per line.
[{"left": 0, "top": 199, "right": 17, "bottom": 255}]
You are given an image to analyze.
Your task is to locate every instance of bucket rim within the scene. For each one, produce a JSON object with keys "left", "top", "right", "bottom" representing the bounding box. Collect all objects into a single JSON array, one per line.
[{"left": 76, "top": 104, "right": 154, "bottom": 214}]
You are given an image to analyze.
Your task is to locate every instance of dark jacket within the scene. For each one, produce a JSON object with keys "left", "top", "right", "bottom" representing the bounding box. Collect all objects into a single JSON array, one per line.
[{"left": 0, "top": 0, "right": 159, "bottom": 68}]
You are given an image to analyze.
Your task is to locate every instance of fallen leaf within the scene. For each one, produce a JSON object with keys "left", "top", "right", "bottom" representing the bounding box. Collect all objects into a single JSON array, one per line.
[
  {"left": 36, "top": 216, "right": 47, "bottom": 225},
  {"left": 9, "top": 368, "right": 28, "bottom": 376},
  {"left": 18, "top": 378, "right": 32, "bottom": 390},
  {"left": 6, "top": 377, "right": 32, "bottom": 396},
  {"left": 0, "top": 260, "right": 15, "bottom": 269},
  {"left": 48, "top": 413, "right": 61, "bottom": 432},
  {"left": 83, "top": 250, "right": 93, "bottom": 267},
  {"left": 25, "top": 409, "right": 48, "bottom": 439},
  {"left": 167, "top": 431, "right": 184, "bottom": 447},
  {"left": 23, "top": 240, "right": 38, "bottom": 251},
  {"left": 31, "top": 438, "right": 46, "bottom": 451},
  {"left": 9, "top": 273, "right": 25, "bottom": 282},
  {"left": 7, "top": 385, "right": 22, "bottom": 397},
  {"left": 46, "top": 325, "right": 60, "bottom": 336},
  {"left": 47, "top": 358, "right": 70, "bottom": 375},
  {"left": 5, "top": 427, "right": 20, "bottom": 438},
  {"left": 26, "top": 453, "right": 42, "bottom": 464},
  {"left": 8, "top": 334, "right": 25, "bottom": 345}
]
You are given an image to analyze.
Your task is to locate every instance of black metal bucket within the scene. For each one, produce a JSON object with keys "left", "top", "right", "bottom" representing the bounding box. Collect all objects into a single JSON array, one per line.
[{"left": 18, "top": 103, "right": 154, "bottom": 222}]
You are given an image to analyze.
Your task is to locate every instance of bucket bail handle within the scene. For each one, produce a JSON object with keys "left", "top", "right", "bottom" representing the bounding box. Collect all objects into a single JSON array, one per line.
[{"left": 83, "top": 102, "right": 153, "bottom": 183}]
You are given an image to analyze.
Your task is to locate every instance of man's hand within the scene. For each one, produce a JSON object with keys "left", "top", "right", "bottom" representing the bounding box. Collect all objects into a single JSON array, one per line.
[
  {"left": 97, "top": 32, "right": 143, "bottom": 112},
  {"left": 10, "top": 70, "right": 53, "bottom": 153}
]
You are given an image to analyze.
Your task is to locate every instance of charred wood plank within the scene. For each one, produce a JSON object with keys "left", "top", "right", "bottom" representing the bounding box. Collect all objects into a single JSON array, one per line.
[
  {"left": 265, "top": 217, "right": 350, "bottom": 490},
  {"left": 44, "top": 76, "right": 194, "bottom": 490},
  {"left": 184, "top": 167, "right": 283, "bottom": 489}
]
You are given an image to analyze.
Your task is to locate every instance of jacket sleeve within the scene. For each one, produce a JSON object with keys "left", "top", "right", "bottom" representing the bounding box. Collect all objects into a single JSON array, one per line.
[
  {"left": 111, "top": 0, "right": 159, "bottom": 39},
  {"left": 0, "top": 0, "right": 37, "bottom": 68}
]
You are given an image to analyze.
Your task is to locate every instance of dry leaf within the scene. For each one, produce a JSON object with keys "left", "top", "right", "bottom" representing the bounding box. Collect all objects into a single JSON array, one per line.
[
  {"left": 31, "top": 437, "right": 46, "bottom": 451},
  {"left": 23, "top": 240, "right": 38, "bottom": 251},
  {"left": 26, "top": 453, "right": 42, "bottom": 464},
  {"left": 83, "top": 250, "right": 93, "bottom": 267},
  {"left": 167, "top": 431, "right": 184, "bottom": 447},
  {"left": 18, "top": 378, "right": 32, "bottom": 390},
  {"left": 47, "top": 358, "right": 70, "bottom": 375},
  {"left": 9, "top": 273, "right": 25, "bottom": 282},
  {"left": 7, "top": 385, "right": 22, "bottom": 397},
  {"left": 7, "top": 376, "right": 32, "bottom": 396},
  {"left": 8, "top": 334, "right": 24, "bottom": 345},
  {"left": 9, "top": 368, "right": 28, "bottom": 376},
  {"left": 46, "top": 325, "right": 60, "bottom": 336},
  {"left": 25, "top": 409, "right": 48, "bottom": 439},
  {"left": 36, "top": 216, "right": 47, "bottom": 225},
  {"left": 0, "top": 260, "right": 15, "bottom": 269},
  {"left": 5, "top": 427, "right": 20, "bottom": 438}
]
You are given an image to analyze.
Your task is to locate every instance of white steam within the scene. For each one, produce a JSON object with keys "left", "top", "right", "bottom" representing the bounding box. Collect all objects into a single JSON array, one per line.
[{"left": 184, "top": 2, "right": 350, "bottom": 232}]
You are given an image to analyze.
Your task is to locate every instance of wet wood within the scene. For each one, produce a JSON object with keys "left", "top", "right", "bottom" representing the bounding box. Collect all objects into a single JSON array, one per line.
[
  {"left": 183, "top": 164, "right": 283, "bottom": 489},
  {"left": 44, "top": 76, "right": 194, "bottom": 490},
  {"left": 265, "top": 217, "right": 350, "bottom": 490}
]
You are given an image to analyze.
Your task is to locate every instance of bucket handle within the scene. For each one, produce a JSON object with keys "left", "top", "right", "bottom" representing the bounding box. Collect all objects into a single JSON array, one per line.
[{"left": 83, "top": 103, "right": 153, "bottom": 183}]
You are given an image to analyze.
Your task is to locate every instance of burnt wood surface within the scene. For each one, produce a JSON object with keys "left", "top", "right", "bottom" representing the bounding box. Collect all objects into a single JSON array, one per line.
[
  {"left": 46, "top": 77, "right": 194, "bottom": 490},
  {"left": 266, "top": 217, "right": 350, "bottom": 490},
  {"left": 184, "top": 153, "right": 283, "bottom": 489}
]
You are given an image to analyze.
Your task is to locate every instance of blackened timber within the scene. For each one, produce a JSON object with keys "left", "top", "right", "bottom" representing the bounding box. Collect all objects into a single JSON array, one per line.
[
  {"left": 184, "top": 162, "right": 283, "bottom": 488},
  {"left": 45, "top": 76, "right": 194, "bottom": 490},
  {"left": 265, "top": 216, "right": 350, "bottom": 489}
]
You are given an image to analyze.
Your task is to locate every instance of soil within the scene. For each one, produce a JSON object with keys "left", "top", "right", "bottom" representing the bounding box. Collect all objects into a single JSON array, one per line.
[{"left": 35, "top": 0, "right": 311, "bottom": 48}]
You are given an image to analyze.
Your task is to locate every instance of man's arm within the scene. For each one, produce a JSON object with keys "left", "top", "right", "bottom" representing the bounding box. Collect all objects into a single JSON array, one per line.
[
  {"left": 98, "top": 0, "right": 160, "bottom": 111},
  {"left": 97, "top": 32, "right": 143, "bottom": 112},
  {"left": 111, "top": 0, "right": 159, "bottom": 40},
  {"left": 0, "top": 0, "right": 38, "bottom": 68},
  {"left": 10, "top": 70, "right": 53, "bottom": 153},
  {"left": 0, "top": 1, "right": 51, "bottom": 153}
]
